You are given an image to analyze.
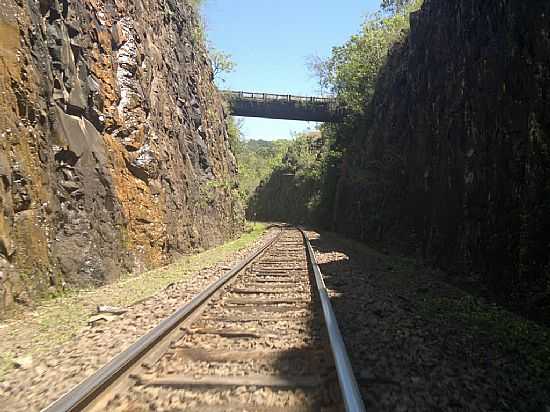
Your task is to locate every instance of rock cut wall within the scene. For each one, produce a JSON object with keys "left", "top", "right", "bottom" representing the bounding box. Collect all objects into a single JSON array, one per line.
[
  {"left": 0, "top": 0, "right": 243, "bottom": 310},
  {"left": 333, "top": 0, "right": 550, "bottom": 303}
]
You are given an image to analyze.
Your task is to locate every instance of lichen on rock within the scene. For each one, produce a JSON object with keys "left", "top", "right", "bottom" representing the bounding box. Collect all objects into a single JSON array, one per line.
[{"left": 0, "top": 0, "right": 243, "bottom": 311}]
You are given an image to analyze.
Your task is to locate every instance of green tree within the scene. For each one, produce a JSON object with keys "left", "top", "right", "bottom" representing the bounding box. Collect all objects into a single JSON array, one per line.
[
  {"left": 247, "top": 129, "right": 343, "bottom": 224},
  {"left": 226, "top": 115, "right": 243, "bottom": 154},
  {"left": 380, "top": 0, "right": 414, "bottom": 14},
  {"left": 209, "top": 48, "right": 236, "bottom": 82},
  {"left": 245, "top": 0, "right": 423, "bottom": 224},
  {"left": 306, "top": 55, "right": 332, "bottom": 96},
  {"left": 309, "top": 0, "right": 423, "bottom": 113},
  {"left": 228, "top": 125, "right": 291, "bottom": 202}
]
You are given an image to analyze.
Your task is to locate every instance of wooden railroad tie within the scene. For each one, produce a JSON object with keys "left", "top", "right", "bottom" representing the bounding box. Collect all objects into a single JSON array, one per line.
[
  {"left": 198, "top": 314, "right": 309, "bottom": 322},
  {"left": 135, "top": 374, "right": 321, "bottom": 389},
  {"left": 188, "top": 328, "right": 270, "bottom": 338},
  {"left": 218, "top": 305, "right": 308, "bottom": 313},
  {"left": 230, "top": 288, "right": 305, "bottom": 294},
  {"left": 224, "top": 298, "right": 310, "bottom": 305},
  {"left": 171, "top": 348, "right": 328, "bottom": 363}
]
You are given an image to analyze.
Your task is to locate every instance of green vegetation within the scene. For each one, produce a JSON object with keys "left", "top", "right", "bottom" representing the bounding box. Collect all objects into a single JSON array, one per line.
[
  {"left": 421, "top": 295, "right": 550, "bottom": 384},
  {"left": 226, "top": 3, "right": 426, "bottom": 223},
  {"left": 380, "top": 0, "right": 416, "bottom": 14},
  {"left": 209, "top": 47, "right": 236, "bottom": 82},
  {"left": 226, "top": 115, "right": 242, "bottom": 154},
  {"left": 0, "top": 223, "right": 267, "bottom": 379},
  {"left": 310, "top": 0, "right": 423, "bottom": 112},
  {"left": 248, "top": 128, "right": 342, "bottom": 224},
  {"left": 189, "top": 0, "right": 235, "bottom": 83},
  {"left": 236, "top": 139, "right": 292, "bottom": 200},
  {"left": 226, "top": 116, "right": 340, "bottom": 223},
  {"left": 246, "top": 1, "right": 424, "bottom": 225},
  {"left": 223, "top": 0, "right": 426, "bottom": 225},
  {"left": 245, "top": 0, "right": 424, "bottom": 227},
  {"left": 226, "top": 116, "right": 292, "bottom": 201}
]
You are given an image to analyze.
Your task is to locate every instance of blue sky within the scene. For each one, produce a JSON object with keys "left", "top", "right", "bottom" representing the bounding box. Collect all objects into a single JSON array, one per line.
[{"left": 202, "top": 0, "right": 379, "bottom": 140}]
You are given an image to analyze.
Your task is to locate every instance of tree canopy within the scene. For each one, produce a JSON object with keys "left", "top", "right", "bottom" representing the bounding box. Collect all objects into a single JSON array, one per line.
[
  {"left": 209, "top": 47, "right": 236, "bottom": 82},
  {"left": 309, "top": 0, "right": 422, "bottom": 113}
]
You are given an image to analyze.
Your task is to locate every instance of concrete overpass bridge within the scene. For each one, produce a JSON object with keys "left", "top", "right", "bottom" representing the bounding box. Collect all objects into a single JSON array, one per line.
[{"left": 223, "top": 91, "right": 345, "bottom": 122}]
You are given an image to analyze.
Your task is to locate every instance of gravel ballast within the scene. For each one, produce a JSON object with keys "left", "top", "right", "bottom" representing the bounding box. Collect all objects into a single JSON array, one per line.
[
  {"left": 0, "top": 227, "right": 277, "bottom": 412},
  {"left": 307, "top": 230, "right": 550, "bottom": 412},
  {"left": 3, "top": 226, "right": 549, "bottom": 411}
]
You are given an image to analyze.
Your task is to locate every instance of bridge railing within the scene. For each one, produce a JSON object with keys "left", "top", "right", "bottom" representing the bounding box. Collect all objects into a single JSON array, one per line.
[
  {"left": 223, "top": 90, "right": 336, "bottom": 105},
  {"left": 222, "top": 90, "right": 345, "bottom": 122}
]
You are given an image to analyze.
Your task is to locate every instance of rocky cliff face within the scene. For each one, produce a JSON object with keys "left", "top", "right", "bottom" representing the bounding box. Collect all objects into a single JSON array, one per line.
[
  {"left": 333, "top": 0, "right": 550, "bottom": 305},
  {"left": 0, "top": 0, "right": 243, "bottom": 311}
]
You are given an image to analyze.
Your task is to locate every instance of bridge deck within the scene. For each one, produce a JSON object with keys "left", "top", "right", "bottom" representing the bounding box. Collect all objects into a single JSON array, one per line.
[{"left": 223, "top": 91, "right": 344, "bottom": 122}]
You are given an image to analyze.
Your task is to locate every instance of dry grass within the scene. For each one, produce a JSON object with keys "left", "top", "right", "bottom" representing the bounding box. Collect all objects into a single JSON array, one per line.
[{"left": 0, "top": 223, "right": 267, "bottom": 378}]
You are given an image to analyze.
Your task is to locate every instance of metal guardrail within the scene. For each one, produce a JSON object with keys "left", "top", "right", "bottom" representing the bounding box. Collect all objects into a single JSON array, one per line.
[
  {"left": 223, "top": 90, "right": 336, "bottom": 105},
  {"left": 300, "top": 228, "right": 366, "bottom": 412}
]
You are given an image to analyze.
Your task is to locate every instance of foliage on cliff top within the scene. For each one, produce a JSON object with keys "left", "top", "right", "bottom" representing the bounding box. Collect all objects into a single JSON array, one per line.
[
  {"left": 209, "top": 47, "right": 236, "bottom": 82},
  {"left": 240, "top": 0, "right": 424, "bottom": 223},
  {"left": 189, "top": 0, "right": 236, "bottom": 83},
  {"left": 248, "top": 128, "right": 342, "bottom": 224},
  {"left": 310, "top": 0, "right": 423, "bottom": 112}
]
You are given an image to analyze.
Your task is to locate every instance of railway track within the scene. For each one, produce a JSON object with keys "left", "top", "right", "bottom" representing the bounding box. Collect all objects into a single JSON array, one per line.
[{"left": 42, "top": 227, "right": 364, "bottom": 412}]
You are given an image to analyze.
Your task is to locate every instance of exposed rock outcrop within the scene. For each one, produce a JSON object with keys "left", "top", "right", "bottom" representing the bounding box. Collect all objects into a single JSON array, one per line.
[
  {"left": 333, "top": 0, "right": 550, "bottom": 305},
  {"left": 0, "top": 0, "right": 243, "bottom": 311}
]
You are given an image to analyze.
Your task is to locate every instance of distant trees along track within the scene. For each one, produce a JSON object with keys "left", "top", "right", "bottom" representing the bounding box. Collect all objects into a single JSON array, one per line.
[{"left": 42, "top": 226, "right": 365, "bottom": 412}]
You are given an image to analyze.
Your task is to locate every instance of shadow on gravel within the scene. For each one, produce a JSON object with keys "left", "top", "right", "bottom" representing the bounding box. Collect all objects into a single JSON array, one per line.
[
  {"left": 308, "top": 230, "right": 550, "bottom": 412},
  {"left": 301, "top": 244, "right": 346, "bottom": 412},
  {"left": 257, "top": 232, "right": 345, "bottom": 411}
]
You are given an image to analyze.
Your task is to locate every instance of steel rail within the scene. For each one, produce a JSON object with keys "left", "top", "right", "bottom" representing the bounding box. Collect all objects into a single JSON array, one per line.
[
  {"left": 300, "top": 228, "right": 366, "bottom": 412},
  {"left": 41, "top": 228, "right": 282, "bottom": 412}
]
